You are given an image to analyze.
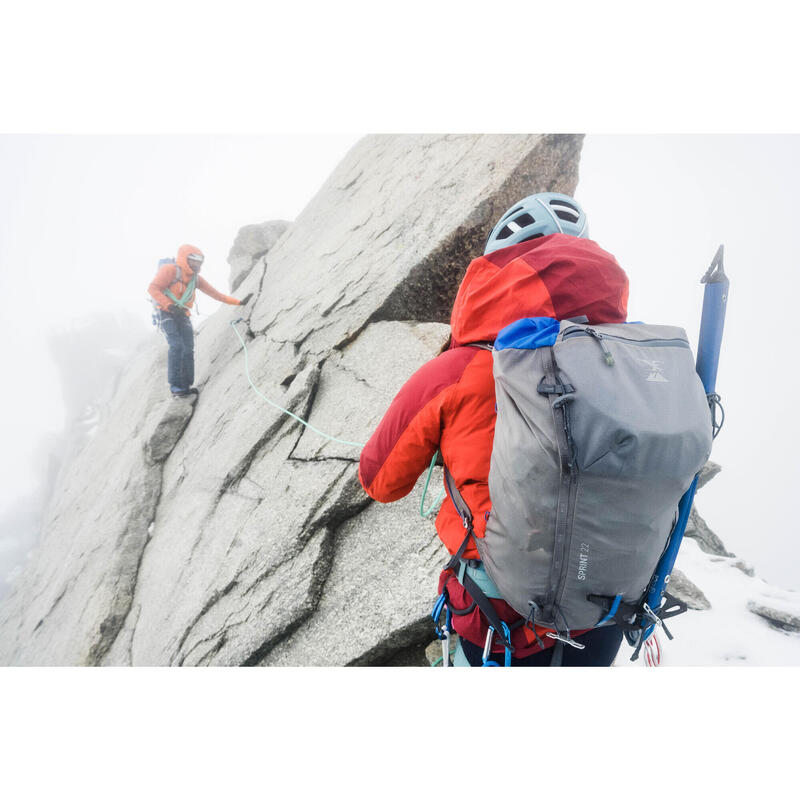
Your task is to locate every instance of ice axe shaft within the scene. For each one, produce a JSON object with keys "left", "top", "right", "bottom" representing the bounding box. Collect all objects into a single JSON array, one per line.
[{"left": 637, "top": 245, "right": 729, "bottom": 650}]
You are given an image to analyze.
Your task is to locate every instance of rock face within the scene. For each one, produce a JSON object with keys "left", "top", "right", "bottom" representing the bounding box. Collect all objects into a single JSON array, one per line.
[
  {"left": 747, "top": 601, "right": 800, "bottom": 634},
  {"left": 0, "top": 134, "right": 586, "bottom": 666},
  {"left": 227, "top": 220, "right": 291, "bottom": 292},
  {"left": 668, "top": 568, "right": 712, "bottom": 611}
]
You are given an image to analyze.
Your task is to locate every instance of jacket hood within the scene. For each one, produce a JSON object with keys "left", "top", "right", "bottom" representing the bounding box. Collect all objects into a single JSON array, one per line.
[
  {"left": 176, "top": 244, "right": 204, "bottom": 274},
  {"left": 450, "top": 233, "right": 629, "bottom": 346}
]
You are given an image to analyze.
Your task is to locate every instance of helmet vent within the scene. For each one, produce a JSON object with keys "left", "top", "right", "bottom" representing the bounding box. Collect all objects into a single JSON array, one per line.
[
  {"left": 515, "top": 212, "right": 535, "bottom": 227},
  {"left": 549, "top": 198, "right": 580, "bottom": 223},
  {"left": 550, "top": 198, "right": 579, "bottom": 212},
  {"left": 501, "top": 205, "right": 524, "bottom": 222},
  {"left": 552, "top": 208, "right": 580, "bottom": 223},
  {"left": 496, "top": 225, "right": 514, "bottom": 240}
]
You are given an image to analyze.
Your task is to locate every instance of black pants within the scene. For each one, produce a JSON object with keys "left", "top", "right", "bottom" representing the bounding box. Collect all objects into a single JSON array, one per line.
[
  {"left": 160, "top": 310, "right": 195, "bottom": 392},
  {"left": 460, "top": 624, "right": 624, "bottom": 667}
]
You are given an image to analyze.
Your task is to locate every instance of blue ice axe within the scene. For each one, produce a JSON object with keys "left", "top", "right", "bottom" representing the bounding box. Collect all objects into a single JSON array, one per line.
[{"left": 629, "top": 245, "right": 729, "bottom": 658}]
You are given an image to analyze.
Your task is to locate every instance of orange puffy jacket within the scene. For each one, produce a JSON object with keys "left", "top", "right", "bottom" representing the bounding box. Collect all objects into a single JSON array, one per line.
[
  {"left": 148, "top": 244, "right": 241, "bottom": 314},
  {"left": 358, "top": 234, "right": 629, "bottom": 653}
]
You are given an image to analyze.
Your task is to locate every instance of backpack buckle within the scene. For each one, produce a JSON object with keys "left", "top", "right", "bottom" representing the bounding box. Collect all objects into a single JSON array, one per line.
[
  {"left": 546, "top": 631, "right": 586, "bottom": 650},
  {"left": 642, "top": 603, "right": 663, "bottom": 628},
  {"left": 537, "top": 376, "right": 575, "bottom": 397}
]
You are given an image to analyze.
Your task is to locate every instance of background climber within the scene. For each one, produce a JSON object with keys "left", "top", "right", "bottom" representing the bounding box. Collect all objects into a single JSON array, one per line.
[{"left": 149, "top": 244, "right": 247, "bottom": 398}]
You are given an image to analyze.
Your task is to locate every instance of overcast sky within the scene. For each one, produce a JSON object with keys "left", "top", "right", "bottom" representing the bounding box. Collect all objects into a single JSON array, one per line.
[{"left": 0, "top": 133, "right": 797, "bottom": 591}]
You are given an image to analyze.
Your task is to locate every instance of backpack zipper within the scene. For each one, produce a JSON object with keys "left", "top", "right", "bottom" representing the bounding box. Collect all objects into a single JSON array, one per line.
[
  {"left": 563, "top": 327, "right": 690, "bottom": 350},
  {"left": 548, "top": 326, "right": 692, "bottom": 625}
]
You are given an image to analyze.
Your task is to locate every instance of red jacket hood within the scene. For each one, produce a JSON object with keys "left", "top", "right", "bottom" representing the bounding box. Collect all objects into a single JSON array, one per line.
[{"left": 450, "top": 233, "right": 629, "bottom": 346}]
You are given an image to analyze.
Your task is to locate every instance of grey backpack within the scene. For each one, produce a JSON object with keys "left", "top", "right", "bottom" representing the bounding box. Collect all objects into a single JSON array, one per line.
[{"left": 445, "top": 316, "right": 713, "bottom": 649}]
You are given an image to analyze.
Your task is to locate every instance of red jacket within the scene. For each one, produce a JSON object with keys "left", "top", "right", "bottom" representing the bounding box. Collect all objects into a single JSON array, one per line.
[{"left": 358, "top": 233, "right": 629, "bottom": 653}]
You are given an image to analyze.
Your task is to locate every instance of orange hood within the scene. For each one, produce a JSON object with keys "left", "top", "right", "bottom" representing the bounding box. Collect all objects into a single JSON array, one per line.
[
  {"left": 176, "top": 244, "right": 204, "bottom": 277},
  {"left": 449, "top": 233, "right": 629, "bottom": 346}
]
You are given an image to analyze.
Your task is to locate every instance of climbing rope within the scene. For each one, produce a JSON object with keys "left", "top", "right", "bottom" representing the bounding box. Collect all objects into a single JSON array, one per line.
[
  {"left": 231, "top": 320, "right": 446, "bottom": 519},
  {"left": 230, "top": 321, "right": 366, "bottom": 448},
  {"left": 420, "top": 450, "right": 446, "bottom": 518}
]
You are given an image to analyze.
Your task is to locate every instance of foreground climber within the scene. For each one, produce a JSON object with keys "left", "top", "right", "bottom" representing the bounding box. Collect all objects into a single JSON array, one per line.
[
  {"left": 358, "top": 193, "right": 631, "bottom": 666},
  {"left": 149, "top": 244, "right": 245, "bottom": 398}
]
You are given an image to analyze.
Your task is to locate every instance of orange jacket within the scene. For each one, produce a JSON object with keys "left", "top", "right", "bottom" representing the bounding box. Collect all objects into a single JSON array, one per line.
[
  {"left": 148, "top": 244, "right": 241, "bottom": 314},
  {"left": 359, "top": 234, "right": 630, "bottom": 561}
]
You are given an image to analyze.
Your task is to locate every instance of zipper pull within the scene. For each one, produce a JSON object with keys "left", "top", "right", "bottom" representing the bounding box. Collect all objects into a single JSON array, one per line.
[{"left": 585, "top": 328, "right": 615, "bottom": 366}]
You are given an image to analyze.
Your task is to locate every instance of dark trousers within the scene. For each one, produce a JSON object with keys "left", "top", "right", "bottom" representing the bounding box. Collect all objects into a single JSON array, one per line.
[
  {"left": 160, "top": 310, "right": 195, "bottom": 392},
  {"left": 459, "top": 624, "right": 624, "bottom": 667}
]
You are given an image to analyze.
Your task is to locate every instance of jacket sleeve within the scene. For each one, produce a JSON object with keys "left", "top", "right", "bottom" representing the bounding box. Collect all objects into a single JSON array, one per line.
[
  {"left": 197, "top": 276, "right": 241, "bottom": 305},
  {"left": 359, "top": 347, "right": 480, "bottom": 503},
  {"left": 148, "top": 264, "right": 177, "bottom": 311}
]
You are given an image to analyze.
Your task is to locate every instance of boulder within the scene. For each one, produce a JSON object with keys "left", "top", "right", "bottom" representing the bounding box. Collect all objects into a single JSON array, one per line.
[
  {"left": 747, "top": 602, "right": 800, "bottom": 634},
  {"left": 668, "top": 568, "right": 712, "bottom": 611},
  {"left": 228, "top": 220, "right": 290, "bottom": 292},
  {"left": 0, "top": 134, "right": 585, "bottom": 666}
]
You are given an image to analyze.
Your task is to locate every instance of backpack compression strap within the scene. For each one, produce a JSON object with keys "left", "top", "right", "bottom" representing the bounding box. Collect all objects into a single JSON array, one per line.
[{"left": 443, "top": 468, "right": 514, "bottom": 653}]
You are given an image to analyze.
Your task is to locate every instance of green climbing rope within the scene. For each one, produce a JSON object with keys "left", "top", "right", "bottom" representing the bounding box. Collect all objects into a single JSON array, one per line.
[
  {"left": 230, "top": 321, "right": 366, "bottom": 448},
  {"left": 420, "top": 450, "right": 446, "bottom": 518},
  {"left": 232, "top": 320, "right": 446, "bottom": 519}
]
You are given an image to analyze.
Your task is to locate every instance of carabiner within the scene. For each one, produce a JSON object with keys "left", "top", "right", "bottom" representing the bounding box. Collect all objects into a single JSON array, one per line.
[
  {"left": 546, "top": 631, "right": 586, "bottom": 650},
  {"left": 441, "top": 628, "right": 451, "bottom": 667},
  {"left": 482, "top": 627, "right": 499, "bottom": 666}
]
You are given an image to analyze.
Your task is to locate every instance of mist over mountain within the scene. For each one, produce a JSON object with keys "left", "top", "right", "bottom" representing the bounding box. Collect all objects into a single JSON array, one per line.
[
  {"left": 1, "top": 135, "right": 797, "bottom": 666},
  {"left": 0, "top": 311, "right": 148, "bottom": 601}
]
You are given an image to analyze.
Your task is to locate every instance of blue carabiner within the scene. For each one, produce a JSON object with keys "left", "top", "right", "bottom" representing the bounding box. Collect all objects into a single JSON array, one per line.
[
  {"left": 431, "top": 592, "right": 451, "bottom": 640},
  {"left": 501, "top": 622, "right": 512, "bottom": 667}
]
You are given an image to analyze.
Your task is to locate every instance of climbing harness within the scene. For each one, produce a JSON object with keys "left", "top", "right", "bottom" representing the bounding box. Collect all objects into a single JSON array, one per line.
[
  {"left": 151, "top": 260, "right": 198, "bottom": 328},
  {"left": 165, "top": 271, "right": 197, "bottom": 311}
]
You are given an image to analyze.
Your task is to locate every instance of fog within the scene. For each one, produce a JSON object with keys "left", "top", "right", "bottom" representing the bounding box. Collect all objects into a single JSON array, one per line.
[{"left": 0, "top": 134, "right": 797, "bottom": 594}]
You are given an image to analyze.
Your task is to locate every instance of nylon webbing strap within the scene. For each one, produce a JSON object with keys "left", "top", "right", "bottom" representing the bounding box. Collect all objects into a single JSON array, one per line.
[
  {"left": 444, "top": 531, "right": 472, "bottom": 574},
  {"left": 443, "top": 468, "right": 473, "bottom": 529},
  {"left": 165, "top": 274, "right": 197, "bottom": 307},
  {"left": 442, "top": 468, "right": 513, "bottom": 652},
  {"left": 461, "top": 571, "right": 514, "bottom": 652}
]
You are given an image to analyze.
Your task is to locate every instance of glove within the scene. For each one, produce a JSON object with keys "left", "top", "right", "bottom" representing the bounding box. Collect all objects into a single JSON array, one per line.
[
  {"left": 167, "top": 303, "right": 183, "bottom": 315},
  {"left": 239, "top": 292, "right": 253, "bottom": 306}
]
